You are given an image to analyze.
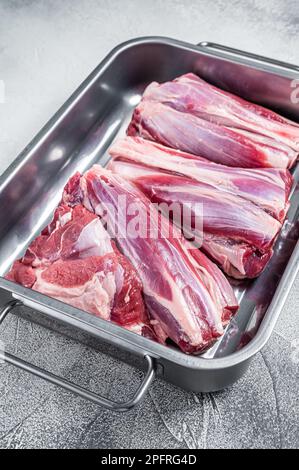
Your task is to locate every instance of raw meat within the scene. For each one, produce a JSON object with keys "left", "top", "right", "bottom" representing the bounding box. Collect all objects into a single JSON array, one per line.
[
  {"left": 108, "top": 158, "right": 282, "bottom": 278},
  {"left": 108, "top": 138, "right": 289, "bottom": 278},
  {"left": 185, "top": 245, "right": 238, "bottom": 326},
  {"left": 144, "top": 73, "right": 299, "bottom": 153},
  {"left": 127, "top": 100, "right": 296, "bottom": 169},
  {"left": 63, "top": 166, "right": 238, "bottom": 354},
  {"left": 6, "top": 203, "right": 153, "bottom": 337},
  {"left": 109, "top": 137, "right": 293, "bottom": 223}
]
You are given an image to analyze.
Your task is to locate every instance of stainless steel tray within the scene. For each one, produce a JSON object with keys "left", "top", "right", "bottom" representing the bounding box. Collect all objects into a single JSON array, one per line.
[{"left": 0, "top": 37, "right": 298, "bottom": 410}]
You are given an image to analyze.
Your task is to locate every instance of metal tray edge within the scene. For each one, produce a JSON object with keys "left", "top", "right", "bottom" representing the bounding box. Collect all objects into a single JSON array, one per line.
[{"left": 0, "top": 36, "right": 298, "bottom": 372}]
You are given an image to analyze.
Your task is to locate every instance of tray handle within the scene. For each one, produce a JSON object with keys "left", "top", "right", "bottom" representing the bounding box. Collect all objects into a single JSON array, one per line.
[
  {"left": 197, "top": 41, "right": 299, "bottom": 71},
  {"left": 0, "top": 300, "right": 155, "bottom": 412}
]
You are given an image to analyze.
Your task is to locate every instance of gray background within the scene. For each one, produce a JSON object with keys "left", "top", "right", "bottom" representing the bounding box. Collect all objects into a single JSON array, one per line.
[{"left": 0, "top": 0, "right": 298, "bottom": 449}]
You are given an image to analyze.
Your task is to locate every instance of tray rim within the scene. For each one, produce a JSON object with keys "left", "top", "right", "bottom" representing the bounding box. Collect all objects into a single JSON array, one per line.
[{"left": 0, "top": 35, "right": 298, "bottom": 372}]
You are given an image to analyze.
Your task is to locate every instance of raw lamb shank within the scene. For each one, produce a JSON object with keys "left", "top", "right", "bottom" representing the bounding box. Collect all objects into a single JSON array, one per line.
[
  {"left": 62, "top": 166, "right": 238, "bottom": 353},
  {"left": 108, "top": 136, "right": 293, "bottom": 278},
  {"left": 6, "top": 203, "right": 154, "bottom": 338},
  {"left": 128, "top": 73, "right": 299, "bottom": 169}
]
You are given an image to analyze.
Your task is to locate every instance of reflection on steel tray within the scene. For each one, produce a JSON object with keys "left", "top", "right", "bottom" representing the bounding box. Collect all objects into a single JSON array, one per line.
[{"left": 0, "top": 37, "right": 298, "bottom": 411}]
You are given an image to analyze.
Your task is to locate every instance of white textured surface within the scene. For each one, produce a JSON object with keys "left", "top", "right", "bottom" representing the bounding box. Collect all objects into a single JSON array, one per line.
[{"left": 0, "top": 0, "right": 299, "bottom": 449}]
